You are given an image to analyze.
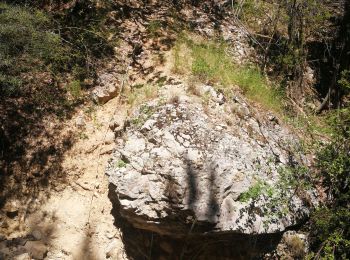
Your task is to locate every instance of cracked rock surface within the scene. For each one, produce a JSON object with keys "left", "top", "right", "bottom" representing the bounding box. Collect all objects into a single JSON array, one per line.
[{"left": 106, "top": 87, "right": 315, "bottom": 238}]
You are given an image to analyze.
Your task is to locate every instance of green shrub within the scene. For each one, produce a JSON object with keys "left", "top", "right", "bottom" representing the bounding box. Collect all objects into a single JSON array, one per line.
[
  {"left": 0, "top": 2, "right": 115, "bottom": 98},
  {"left": 238, "top": 179, "right": 268, "bottom": 202},
  {"left": 309, "top": 108, "right": 350, "bottom": 259},
  {"left": 116, "top": 159, "right": 127, "bottom": 168},
  {"left": 66, "top": 80, "right": 82, "bottom": 99},
  {"left": 148, "top": 20, "right": 162, "bottom": 37},
  {"left": 338, "top": 70, "right": 350, "bottom": 94},
  {"left": 0, "top": 3, "right": 68, "bottom": 96}
]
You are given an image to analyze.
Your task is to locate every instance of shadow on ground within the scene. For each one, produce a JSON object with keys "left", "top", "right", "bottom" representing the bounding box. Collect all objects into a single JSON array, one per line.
[{"left": 0, "top": 85, "right": 79, "bottom": 236}]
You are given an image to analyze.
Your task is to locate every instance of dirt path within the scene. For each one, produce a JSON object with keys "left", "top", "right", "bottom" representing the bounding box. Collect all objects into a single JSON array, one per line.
[{"left": 23, "top": 97, "right": 127, "bottom": 260}]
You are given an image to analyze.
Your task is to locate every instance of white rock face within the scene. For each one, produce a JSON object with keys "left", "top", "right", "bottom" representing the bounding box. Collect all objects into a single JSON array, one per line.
[{"left": 107, "top": 90, "right": 315, "bottom": 238}]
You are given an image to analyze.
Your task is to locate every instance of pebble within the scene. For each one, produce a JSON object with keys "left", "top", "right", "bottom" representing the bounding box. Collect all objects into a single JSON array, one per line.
[
  {"left": 105, "top": 239, "right": 118, "bottom": 258},
  {"left": 75, "top": 116, "right": 86, "bottom": 128},
  {"left": 32, "top": 230, "right": 42, "bottom": 240},
  {"left": 104, "top": 131, "right": 115, "bottom": 145},
  {"left": 14, "top": 253, "right": 31, "bottom": 260},
  {"left": 24, "top": 241, "right": 48, "bottom": 259}
]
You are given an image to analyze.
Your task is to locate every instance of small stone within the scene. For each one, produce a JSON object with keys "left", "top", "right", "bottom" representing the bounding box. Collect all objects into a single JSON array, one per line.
[
  {"left": 268, "top": 115, "right": 279, "bottom": 124},
  {"left": 92, "top": 84, "right": 119, "bottom": 104},
  {"left": 4, "top": 199, "right": 20, "bottom": 217},
  {"left": 0, "top": 246, "right": 10, "bottom": 256},
  {"left": 83, "top": 78, "right": 94, "bottom": 86},
  {"left": 75, "top": 116, "right": 85, "bottom": 128},
  {"left": 14, "top": 253, "right": 31, "bottom": 260},
  {"left": 24, "top": 241, "right": 48, "bottom": 259},
  {"left": 99, "top": 144, "right": 114, "bottom": 155},
  {"left": 109, "top": 116, "right": 125, "bottom": 135},
  {"left": 141, "top": 119, "right": 157, "bottom": 132},
  {"left": 105, "top": 231, "right": 116, "bottom": 239},
  {"left": 104, "top": 131, "right": 115, "bottom": 145},
  {"left": 105, "top": 239, "right": 118, "bottom": 258},
  {"left": 32, "top": 230, "right": 42, "bottom": 240}
]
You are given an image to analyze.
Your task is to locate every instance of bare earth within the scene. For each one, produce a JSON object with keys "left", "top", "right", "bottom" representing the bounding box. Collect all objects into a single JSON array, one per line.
[{"left": 24, "top": 97, "right": 127, "bottom": 260}]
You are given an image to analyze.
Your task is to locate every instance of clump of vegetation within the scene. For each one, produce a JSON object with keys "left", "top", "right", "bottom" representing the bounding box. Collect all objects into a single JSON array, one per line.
[
  {"left": 66, "top": 80, "right": 82, "bottom": 100},
  {"left": 148, "top": 20, "right": 163, "bottom": 37},
  {"left": 0, "top": 3, "right": 67, "bottom": 96},
  {"left": 338, "top": 69, "right": 350, "bottom": 95},
  {"left": 284, "top": 234, "right": 306, "bottom": 259},
  {"left": 172, "top": 34, "right": 283, "bottom": 113},
  {"left": 238, "top": 179, "right": 273, "bottom": 202},
  {"left": 127, "top": 84, "right": 159, "bottom": 108},
  {"left": 0, "top": 1, "right": 115, "bottom": 99},
  {"left": 308, "top": 108, "right": 350, "bottom": 259},
  {"left": 116, "top": 159, "right": 127, "bottom": 168},
  {"left": 238, "top": 162, "right": 314, "bottom": 227},
  {"left": 130, "top": 104, "right": 156, "bottom": 127}
]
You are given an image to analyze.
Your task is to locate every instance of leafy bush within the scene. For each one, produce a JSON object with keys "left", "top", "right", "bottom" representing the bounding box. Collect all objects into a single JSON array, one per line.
[
  {"left": 0, "top": 2, "right": 115, "bottom": 98},
  {"left": 338, "top": 70, "right": 350, "bottom": 94},
  {"left": 66, "top": 80, "right": 82, "bottom": 99},
  {"left": 309, "top": 108, "right": 350, "bottom": 259},
  {"left": 0, "top": 3, "right": 68, "bottom": 96},
  {"left": 238, "top": 179, "right": 267, "bottom": 202}
]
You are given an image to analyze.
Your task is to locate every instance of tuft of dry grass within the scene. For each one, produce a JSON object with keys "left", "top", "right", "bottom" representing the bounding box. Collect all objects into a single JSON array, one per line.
[
  {"left": 285, "top": 235, "right": 305, "bottom": 259},
  {"left": 125, "top": 84, "right": 158, "bottom": 108},
  {"left": 187, "top": 83, "right": 201, "bottom": 96}
]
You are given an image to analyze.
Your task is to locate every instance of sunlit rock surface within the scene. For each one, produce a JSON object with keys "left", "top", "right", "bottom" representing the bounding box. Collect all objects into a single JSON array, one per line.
[{"left": 107, "top": 87, "right": 316, "bottom": 238}]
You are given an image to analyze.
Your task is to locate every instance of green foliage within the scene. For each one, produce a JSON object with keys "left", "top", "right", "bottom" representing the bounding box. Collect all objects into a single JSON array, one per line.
[
  {"left": 173, "top": 34, "right": 283, "bottom": 113},
  {"left": 78, "top": 131, "right": 88, "bottom": 140},
  {"left": 131, "top": 104, "right": 156, "bottom": 127},
  {"left": 116, "top": 159, "right": 127, "bottom": 168},
  {"left": 55, "top": 1, "right": 115, "bottom": 63},
  {"left": 310, "top": 207, "right": 350, "bottom": 259},
  {"left": 235, "top": 0, "right": 266, "bottom": 28},
  {"left": 148, "top": 20, "right": 162, "bottom": 37},
  {"left": 0, "top": 2, "right": 115, "bottom": 98},
  {"left": 277, "top": 164, "right": 312, "bottom": 192},
  {"left": 0, "top": 3, "right": 67, "bottom": 96},
  {"left": 238, "top": 179, "right": 271, "bottom": 202},
  {"left": 338, "top": 70, "right": 350, "bottom": 93},
  {"left": 238, "top": 163, "right": 313, "bottom": 226},
  {"left": 309, "top": 108, "right": 350, "bottom": 259},
  {"left": 66, "top": 80, "right": 82, "bottom": 99}
]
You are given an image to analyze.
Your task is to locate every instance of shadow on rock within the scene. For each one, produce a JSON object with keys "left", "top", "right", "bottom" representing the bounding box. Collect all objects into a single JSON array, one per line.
[{"left": 108, "top": 183, "right": 283, "bottom": 260}]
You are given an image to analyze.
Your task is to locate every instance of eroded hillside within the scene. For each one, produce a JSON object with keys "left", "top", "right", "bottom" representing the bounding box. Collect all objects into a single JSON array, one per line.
[{"left": 1, "top": 0, "right": 349, "bottom": 259}]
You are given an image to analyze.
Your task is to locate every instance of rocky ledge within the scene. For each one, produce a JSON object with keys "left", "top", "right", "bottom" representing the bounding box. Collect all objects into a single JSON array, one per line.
[{"left": 106, "top": 86, "right": 316, "bottom": 241}]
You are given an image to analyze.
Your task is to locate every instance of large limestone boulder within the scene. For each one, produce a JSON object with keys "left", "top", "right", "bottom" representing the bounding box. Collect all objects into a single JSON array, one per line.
[{"left": 106, "top": 87, "right": 315, "bottom": 238}]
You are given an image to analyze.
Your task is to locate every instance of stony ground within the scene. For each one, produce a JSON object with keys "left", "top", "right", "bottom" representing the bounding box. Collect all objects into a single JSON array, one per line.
[{"left": 1, "top": 97, "right": 128, "bottom": 259}]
